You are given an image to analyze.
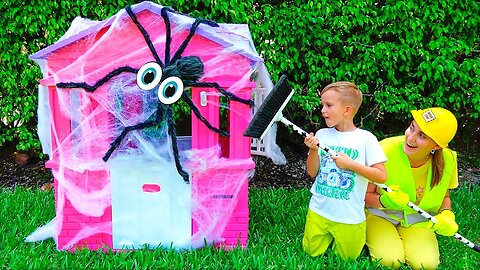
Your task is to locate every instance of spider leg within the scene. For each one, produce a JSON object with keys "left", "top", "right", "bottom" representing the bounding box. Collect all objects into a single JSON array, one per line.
[
  {"left": 166, "top": 106, "right": 190, "bottom": 183},
  {"left": 181, "top": 92, "right": 229, "bottom": 137},
  {"left": 57, "top": 66, "right": 138, "bottom": 92},
  {"left": 189, "top": 81, "right": 254, "bottom": 107},
  {"left": 103, "top": 118, "right": 160, "bottom": 162},
  {"left": 170, "top": 18, "right": 219, "bottom": 64},
  {"left": 125, "top": 5, "right": 163, "bottom": 67},
  {"left": 160, "top": 7, "right": 174, "bottom": 64},
  {"left": 103, "top": 103, "right": 165, "bottom": 161}
]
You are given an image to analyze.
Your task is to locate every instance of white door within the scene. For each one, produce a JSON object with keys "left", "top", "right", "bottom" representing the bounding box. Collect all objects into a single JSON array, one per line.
[{"left": 110, "top": 157, "right": 191, "bottom": 249}]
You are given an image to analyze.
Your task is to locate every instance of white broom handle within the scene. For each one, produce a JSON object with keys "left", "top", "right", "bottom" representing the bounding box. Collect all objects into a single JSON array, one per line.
[{"left": 280, "top": 117, "right": 336, "bottom": 155}]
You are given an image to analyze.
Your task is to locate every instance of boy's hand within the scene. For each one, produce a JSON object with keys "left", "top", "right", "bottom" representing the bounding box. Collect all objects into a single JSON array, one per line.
[
  {"left": 330, "top": 152, "right": 354, "bottom": 170},
  {"left": 304, "top": 133, "right": 319, "bottom": 150}
]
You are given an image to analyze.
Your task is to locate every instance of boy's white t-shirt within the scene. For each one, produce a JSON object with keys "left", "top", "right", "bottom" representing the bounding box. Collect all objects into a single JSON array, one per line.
[{"left": 309, "top": 127, "right": 387, "bottom": 224}]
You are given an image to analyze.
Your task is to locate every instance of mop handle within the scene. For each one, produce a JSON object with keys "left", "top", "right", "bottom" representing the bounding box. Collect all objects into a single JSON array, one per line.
[{"left": 281, "top": 116, "right": 479, "bottom": 252}]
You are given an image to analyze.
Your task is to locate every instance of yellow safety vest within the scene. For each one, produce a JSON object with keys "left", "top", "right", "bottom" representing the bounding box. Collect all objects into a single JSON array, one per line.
[{"left": 371, "top": 136, "right": 457, "bottom": 226}]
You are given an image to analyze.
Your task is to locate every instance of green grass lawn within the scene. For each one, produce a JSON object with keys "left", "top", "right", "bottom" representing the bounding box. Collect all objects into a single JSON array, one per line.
[{"left": 1, "top": 185, "right": 479, "bottom": 269}]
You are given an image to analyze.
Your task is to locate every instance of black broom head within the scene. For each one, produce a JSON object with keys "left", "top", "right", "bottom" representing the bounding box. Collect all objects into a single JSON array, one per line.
[{"left": 243, "top": 75, "right": 294, "bottom": 139}]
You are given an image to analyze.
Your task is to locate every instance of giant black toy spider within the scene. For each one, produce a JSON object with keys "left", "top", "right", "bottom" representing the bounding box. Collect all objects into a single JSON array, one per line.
[{"left": 56, "top": 6, "right": 254, "bottom": 183}]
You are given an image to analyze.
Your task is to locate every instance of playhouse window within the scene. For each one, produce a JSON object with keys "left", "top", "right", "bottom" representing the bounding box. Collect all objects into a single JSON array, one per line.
[{"left": 219, "top": 95, "right": 230, "bottom": 158}]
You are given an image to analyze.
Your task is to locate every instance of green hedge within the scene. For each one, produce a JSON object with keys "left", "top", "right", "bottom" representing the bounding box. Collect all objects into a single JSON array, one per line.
[
  {"left": 253, "top": 0, "right": 480, "bottom": 143},
  {"left": 1, "top": 0, "right": 479, "bottom": 152}
]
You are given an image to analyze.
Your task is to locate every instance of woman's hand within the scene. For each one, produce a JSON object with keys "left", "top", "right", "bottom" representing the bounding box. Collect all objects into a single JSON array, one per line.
[
  {"left": 429, "top": 209, "right": 459, "bottom": 236},
  {"left": 379, "top": 185, "right": 410, "bottom": 210}
]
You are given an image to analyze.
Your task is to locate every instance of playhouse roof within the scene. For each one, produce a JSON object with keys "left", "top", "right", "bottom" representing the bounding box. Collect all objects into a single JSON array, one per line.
[{"left": 30, "top": 1, "right": 261, "bottom": 62}]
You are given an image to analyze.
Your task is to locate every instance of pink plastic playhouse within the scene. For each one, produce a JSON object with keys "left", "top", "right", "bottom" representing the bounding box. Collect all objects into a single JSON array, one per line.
[{"left": 29, "top": 1, "right": 265, "bottom": 251}]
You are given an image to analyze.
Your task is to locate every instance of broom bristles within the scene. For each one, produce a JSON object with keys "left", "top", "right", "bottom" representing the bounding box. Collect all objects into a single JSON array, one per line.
[{"left": 243, "top": 75, "right": 294, "bottom": 139}]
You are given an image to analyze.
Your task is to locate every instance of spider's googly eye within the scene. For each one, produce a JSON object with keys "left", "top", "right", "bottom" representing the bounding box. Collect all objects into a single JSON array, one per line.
[
  {"left": 136, "top": 62, "right": 163, "bottom": 91},
  {"left": 158, "top": 77, "right": 184, "bottom": 105}
]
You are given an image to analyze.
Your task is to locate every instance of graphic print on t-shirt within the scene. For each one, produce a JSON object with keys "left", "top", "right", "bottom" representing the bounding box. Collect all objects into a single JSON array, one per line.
[{"left": 315, "top": 147, "right": 357, "bottom": 200}]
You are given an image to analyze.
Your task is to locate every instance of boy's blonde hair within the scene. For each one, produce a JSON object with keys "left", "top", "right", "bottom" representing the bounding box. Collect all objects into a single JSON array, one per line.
[{"left": 319, "top": 81, "right": 363, "bottom": 114}]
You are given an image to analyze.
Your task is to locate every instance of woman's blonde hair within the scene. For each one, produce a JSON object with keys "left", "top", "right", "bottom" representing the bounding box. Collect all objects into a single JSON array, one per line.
[
  {"left": 430, "top": 148, "right": 455, "bottom": 188},
  {"left": 431, "top": 150, "right": 444, "bottom": 188},
  {"left": 319, "top": 81, "right": 363, "bottom": 114}
]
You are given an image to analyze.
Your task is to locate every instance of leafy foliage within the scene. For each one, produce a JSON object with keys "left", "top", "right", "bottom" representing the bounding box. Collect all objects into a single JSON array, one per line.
[
  {"left": 251, "top": 0, "right": 480, "bottom": 145},
  {"left": 2, "top": 0, "right": 480, "bottom": 152}
]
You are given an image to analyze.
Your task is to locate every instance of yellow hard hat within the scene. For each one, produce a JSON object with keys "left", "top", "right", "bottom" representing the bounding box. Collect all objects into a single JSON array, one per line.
[{"left": 411, "top": 107, "right": 457, "bottom": 148}]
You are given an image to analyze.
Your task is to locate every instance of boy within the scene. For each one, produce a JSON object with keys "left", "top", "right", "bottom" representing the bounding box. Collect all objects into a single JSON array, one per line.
[{"left": 302, "top": 81, "right": 387, "bottom": 260}]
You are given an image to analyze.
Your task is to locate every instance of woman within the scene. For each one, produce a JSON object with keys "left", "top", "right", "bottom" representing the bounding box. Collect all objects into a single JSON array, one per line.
[{"left": 365, "top": 107, "right": 459, "bottom": 269}]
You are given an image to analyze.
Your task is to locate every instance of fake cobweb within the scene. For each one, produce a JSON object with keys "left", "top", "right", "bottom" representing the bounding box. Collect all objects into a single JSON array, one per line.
[{"left": 27, "top": 1, "right": 285, "bottom": 250}]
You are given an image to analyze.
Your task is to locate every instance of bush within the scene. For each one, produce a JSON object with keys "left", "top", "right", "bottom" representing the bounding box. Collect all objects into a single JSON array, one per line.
[
  {"left": 2, "top": 0, "right": 479, "bottom": 152},
  {"left": 251, "top": 0, "right": 480, "bottom": 148}
]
